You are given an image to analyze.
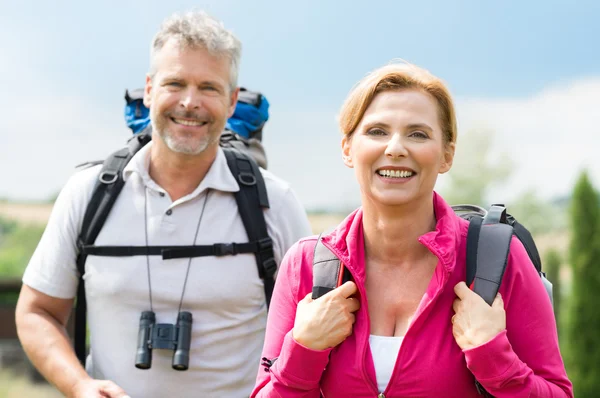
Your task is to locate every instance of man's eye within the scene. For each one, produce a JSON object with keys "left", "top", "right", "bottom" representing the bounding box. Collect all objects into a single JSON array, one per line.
[{"left": 167, "top": 82, "right": 182, "bottom": 87}]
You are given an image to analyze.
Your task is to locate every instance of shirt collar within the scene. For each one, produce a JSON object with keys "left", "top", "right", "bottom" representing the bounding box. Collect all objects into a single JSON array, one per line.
[
  {"left": 122, "top": 141, "right": 240, "bottom": 196},
  {"left": 322, "top": 191, "right": 462, "bottom": 280}
]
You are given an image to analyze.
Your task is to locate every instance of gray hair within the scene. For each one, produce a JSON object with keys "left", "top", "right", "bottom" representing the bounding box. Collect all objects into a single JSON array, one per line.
[{"left": 149, "top": 10, "right": 241, "bottom": 91}]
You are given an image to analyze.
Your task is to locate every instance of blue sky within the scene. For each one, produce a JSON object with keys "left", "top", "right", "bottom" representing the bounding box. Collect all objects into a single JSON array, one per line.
[{"left": 2, "top": 0, "right": 600, "bottom": 210}]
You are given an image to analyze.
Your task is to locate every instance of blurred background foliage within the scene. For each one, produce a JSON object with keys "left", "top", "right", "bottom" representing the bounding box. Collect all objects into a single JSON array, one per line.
[{"left": 0, "top": 217, "right": 44, "bottom": 279}]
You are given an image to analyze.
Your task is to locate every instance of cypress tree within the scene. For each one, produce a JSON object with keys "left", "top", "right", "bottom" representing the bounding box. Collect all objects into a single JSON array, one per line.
[
  {"left": 544, "top": 249, "right": 562, "bottom": 333},
  {"left": 565, "top": 171, "right": 600, "bottom": 396}
]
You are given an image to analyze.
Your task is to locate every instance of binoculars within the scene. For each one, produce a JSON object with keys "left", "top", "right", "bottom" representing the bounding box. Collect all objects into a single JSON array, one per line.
[{"left": 135, "top": 310, "right": 192, "bottom": 371}]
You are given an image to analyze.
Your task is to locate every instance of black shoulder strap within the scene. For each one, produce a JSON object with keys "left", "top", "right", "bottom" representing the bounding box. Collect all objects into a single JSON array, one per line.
[
  {"left": 507, "top": 216, "right": 553, "bottom": 305},
  {"left": 222, "top": 148, "right": 275, "bottom": 308},
  {"left": 74, "top": 132, "right": 150, "bottom": 365},
  {"left": 510, "top": 219, "right": 542, "bottom": 273},
  {"left": 467, "top": 204, "right": 513, "bottom": 306}
]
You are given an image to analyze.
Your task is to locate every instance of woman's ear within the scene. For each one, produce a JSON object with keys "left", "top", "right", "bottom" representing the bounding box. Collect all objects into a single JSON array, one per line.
[
  {"left": 439, "top": 142, "right": 455, "bottom": 174},
  {"left": 341, "top": 135, "right": 354, "bottom": 168}
]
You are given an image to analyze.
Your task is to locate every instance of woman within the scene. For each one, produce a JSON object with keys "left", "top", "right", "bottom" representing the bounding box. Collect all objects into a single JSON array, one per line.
[{"left": 251, "top": 62, "right": 573, "bottom": 397}]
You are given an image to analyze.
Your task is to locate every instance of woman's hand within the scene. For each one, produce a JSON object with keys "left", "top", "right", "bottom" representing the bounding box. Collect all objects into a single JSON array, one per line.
[
  {"left": 452, "top": 282, "right": 506, "bottom": 350},
  {"left": 292, "top": 281, "right": 361, "bottom": 351}
]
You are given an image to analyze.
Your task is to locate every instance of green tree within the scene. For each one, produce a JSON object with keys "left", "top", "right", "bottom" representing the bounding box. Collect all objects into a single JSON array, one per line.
[
  {"left": 544, "top": 249, "right": 562, "bottom": 333},
  {"left": 564, "top": 171, "right": 600, "bottom": 396},
  {"left": 441, "top": 129, "right": 513, "bottom": 206}
]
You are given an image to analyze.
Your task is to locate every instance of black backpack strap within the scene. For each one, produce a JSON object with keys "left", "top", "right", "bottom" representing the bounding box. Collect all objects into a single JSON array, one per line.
[
  {"left": 74, "top": 133, "right": 149, "bottom": 365},
  {"left": 510, "top": 219, "right": 542, "bottom": 273},
  {"left": 222, "top": 148, "right": 275, "bottom": 308},
  {"left": 507, "top": 216, "right": 553, "bottom": 305},
  {"left": 79, "top": 242, "right": 262, "bottom": 258}
]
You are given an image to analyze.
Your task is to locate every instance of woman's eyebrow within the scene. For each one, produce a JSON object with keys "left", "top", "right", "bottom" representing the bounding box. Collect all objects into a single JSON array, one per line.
[
  {"left": 405, "top": 123, "right": 433, "bottom": 132},
  {"left": 362, "top": 121, "right": 391, "bottom": 130}
]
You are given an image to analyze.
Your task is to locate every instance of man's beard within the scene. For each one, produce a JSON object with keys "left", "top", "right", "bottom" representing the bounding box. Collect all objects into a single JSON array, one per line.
[
  {"left": 153, "top": 110, "right": 219, "bottom": 155},
  {"left": 160, "top": 129, "right": 213, "bottom": 155}
]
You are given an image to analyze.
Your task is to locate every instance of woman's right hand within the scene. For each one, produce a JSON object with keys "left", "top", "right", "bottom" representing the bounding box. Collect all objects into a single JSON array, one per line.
[{"left": 292, "top": 281, "right": 360, "bottom": 350}]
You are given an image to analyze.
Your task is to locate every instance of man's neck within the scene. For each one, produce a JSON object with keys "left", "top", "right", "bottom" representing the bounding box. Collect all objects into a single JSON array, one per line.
[{"left": 148, "top": 139, "right": 218, "bottom": 202}]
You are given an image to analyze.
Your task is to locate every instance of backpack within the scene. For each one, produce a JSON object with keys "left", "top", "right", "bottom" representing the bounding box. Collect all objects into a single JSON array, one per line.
[
  {"left": 73, "top": 88, "right": 275, "bottom": 365},
  {"left": 311, "top": 203, "right": 553, "bottom": 397}
]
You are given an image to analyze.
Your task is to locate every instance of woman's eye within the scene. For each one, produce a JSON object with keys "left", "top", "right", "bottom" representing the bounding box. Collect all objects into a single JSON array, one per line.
[
  {"left": 367, "top": 128, "right": 386, "bottom": 136},
  {"left": 410, "top": 131, "right": 428, "bottom": 139}
]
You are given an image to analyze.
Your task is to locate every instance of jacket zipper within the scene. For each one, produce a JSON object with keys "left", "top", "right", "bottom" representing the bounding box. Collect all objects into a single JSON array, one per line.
[
  {"left": 323, "top": 238, "right": 450, "bottom": 397},
  {"left": 355, "top": 274, "right": 382, "bottom": 396},
  {"left": 365, "top": 240, "right": 449, "bottom": 397},
  {"left": 379, "top": 239, "right": 449, "bottom": 397},
  {"left": 322, "top": 240, "right": 382, "bottom": 396}
]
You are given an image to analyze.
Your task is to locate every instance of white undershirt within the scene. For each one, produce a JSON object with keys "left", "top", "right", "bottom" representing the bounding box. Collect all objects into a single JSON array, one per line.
[{"left": 369, "top": 334, "right": 404, "bottom": 393}]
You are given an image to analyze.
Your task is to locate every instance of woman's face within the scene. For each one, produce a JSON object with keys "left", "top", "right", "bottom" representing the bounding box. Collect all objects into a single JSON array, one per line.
[{"left": 342, "top": 89, "right": 454, "bottom": 207}]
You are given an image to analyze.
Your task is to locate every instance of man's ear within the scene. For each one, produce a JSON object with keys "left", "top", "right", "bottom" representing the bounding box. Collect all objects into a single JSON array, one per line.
[
  {"left": 341, "top": 134, "right": 354, "bottom": 168},
  {"left": 228, "top": 87, "right": 240, "bottom": 118},
  {"left": 439, "top": 141, "right": 455, "bottom": 174},
  {"left": 143, "top": 74, "right": 153, "bottom": 108}
]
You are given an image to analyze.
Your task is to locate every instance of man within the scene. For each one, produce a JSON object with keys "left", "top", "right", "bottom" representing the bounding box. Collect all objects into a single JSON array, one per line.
[{"left": 15, "top": 10, "right": 311, "bottom": 398}]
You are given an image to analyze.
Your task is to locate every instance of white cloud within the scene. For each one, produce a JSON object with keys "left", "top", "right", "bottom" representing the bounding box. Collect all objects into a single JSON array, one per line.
[{"left": 452, "top": 77, "right": 600, "bottom": 203}]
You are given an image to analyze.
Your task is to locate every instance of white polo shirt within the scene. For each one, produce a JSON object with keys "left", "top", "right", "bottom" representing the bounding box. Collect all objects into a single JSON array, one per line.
[{"left": 22, "top": 142, "right": 312, "bottom": 398}]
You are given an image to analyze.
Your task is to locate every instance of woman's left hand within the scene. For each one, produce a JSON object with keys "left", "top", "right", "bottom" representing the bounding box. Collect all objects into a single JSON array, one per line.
[{"left": 452, "top": 282, "right": 506, "bottom": 350}]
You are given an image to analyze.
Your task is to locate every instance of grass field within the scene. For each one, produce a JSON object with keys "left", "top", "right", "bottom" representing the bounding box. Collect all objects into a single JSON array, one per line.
[{"left": 0, "top": 369, "right": 61, "bottom": 398}]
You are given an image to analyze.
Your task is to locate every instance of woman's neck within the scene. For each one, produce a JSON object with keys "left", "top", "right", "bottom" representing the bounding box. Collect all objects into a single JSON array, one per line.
[{"left": 362, "top": 195, "right": 437, "bottom": 269}]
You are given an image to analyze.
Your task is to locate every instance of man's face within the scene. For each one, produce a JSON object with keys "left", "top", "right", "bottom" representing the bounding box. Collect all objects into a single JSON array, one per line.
[{"left": 144, "top": 38, "right": 238, "bottom": 155}]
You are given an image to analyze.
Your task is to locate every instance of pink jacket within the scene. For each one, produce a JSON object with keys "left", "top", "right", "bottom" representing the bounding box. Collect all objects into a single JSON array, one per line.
[{"left": 252, "top": 193, "right": 573, "bottom": 397}]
